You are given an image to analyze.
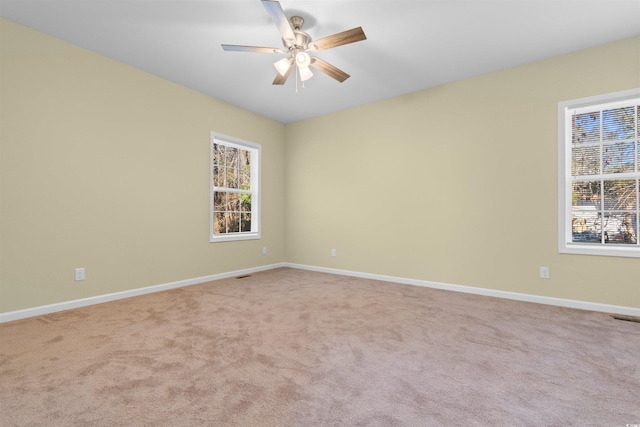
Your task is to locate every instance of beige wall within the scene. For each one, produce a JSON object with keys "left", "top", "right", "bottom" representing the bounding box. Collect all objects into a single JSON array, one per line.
[
  {"left": 1, "top": 19, "right": 285, "bottom": 312},
  {"left": 285, "top": 36, "right": 640, "bottom": 308},
  {"left": 2, "top": 17, "right": 639, "bottom": 314}
]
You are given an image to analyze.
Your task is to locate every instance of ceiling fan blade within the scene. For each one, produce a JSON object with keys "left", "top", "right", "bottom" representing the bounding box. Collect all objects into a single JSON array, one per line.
[
  {"left": 308, "top": 27, "right": 367, "bottom": 52},
  {"left": 273, "top": 62, "right": 293, "bottom": 85},
  {"left": 221, "top": 44, "right": 286, "bottom": 54},
  {"left": 261, "top": 0, "right": 296, "bottom": 44},
  {"left": 310, "top": 57, "right": 350, "bottom": 83}
]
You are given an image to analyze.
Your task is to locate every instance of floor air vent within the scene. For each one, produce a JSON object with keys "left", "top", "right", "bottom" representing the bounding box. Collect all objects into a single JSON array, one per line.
[{"left": 611, "top": 314, "right": 640, "bottom": 323}]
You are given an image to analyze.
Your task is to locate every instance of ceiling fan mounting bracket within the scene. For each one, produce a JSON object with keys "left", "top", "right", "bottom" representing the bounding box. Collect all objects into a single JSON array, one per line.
[
  {"left": 281, "top": 16, "right": 311, "bottom": 51},
  {"left": 289, "top": 16, "right": 304, "bottom": 30}
]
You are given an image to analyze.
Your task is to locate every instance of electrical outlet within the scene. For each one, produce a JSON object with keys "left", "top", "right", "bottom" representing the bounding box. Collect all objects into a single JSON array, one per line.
[
  {"left": 539, "top": 266, "right": 550, "bottom": 279},
  {"left": 75, "top": 268, "right": 85, "bottom": 281},
  {"left": 262, "top": 247, "right": 267, "bottom": 255},
  {"left": 331, "top": 249, "right": 336, "bottom": 257}
]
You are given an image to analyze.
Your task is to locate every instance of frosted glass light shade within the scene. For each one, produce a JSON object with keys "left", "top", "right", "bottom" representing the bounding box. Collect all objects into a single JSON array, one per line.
[
  {"left": 274, "top": 57, "right": 293, "bottom": 76},
  {"left": 295, "top": 52, "right": 311, "bottom": 69},
  {"left": 299, "top": 66, "right": 313, "bottom": 81}
]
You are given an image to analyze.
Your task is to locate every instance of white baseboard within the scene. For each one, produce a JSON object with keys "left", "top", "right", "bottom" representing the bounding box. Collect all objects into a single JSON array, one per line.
[
  {"left": 284, "top": 263, "right": 640, "bottom": 317},
  {"left": 2, "top": 261, "right": 638, "bottom": 323},
  {"left": 0, "top": 263, "right": 286, "bottom": 323}
]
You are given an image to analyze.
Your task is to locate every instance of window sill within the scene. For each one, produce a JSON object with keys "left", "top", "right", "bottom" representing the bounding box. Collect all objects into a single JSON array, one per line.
[
  {"left": 559, "top": 243, "right": 640, "bottom": 258},
  {"left": 210, "top": 232, "right": 260, "bottom": 243}
]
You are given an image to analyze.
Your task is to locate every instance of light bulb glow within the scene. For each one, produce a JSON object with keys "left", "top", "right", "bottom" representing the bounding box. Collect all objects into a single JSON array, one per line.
[
  {"left": 295, "top": 51, "right": 311, "bottom": 69},
  {"left": 299, "top": 66, "right": 313, "bottom": 81},
  {"left": 274, "top": 57, "right": 292, "bottom": 76}
]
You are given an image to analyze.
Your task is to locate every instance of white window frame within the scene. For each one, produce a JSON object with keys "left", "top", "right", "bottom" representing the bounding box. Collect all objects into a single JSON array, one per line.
[
  {"left": 210, "top": 132, "right": 261, "bottom": 243},
  {"left": 558, "top": 88, "right": 640, "bottom": 258}
]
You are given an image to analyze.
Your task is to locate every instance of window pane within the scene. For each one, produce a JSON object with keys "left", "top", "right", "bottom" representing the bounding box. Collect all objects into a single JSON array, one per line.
[
  {"left": 213, "top": 191, "right": 226, "bottom": 211},
  {"left": 240, "top": 194, "right": 251, "bottom": 212},
  {"left": 603, "top": 179, "right": 637, "bottom": 210},
  {"left": 226, "top": 167, "right": 238, "bottom": 189},
  {"left": 603, "top": 212, "right": 638, "bottom": 244},
  {"left": 603, "top": 107, "right": 635, "bottom": 141},
  {"left": 572, "top": 180, "right": 601, "bottom": 208},
  {"left": 572, "top": 180, "right": 602, "bottom": 243},
  {"left": 226, "top": 147, "right": 238, "bottom": 168},
  {"left": 603, "top": 142, "right": 635, "bottom": 174},
  {"left": 572, "top": 112, "right": 600, "bottom": 144},
  {"left": 227, "top": 193, "right": 239, "bottom": 211},
  {"left": 227, "top": 212, "right": 240, "bottom": 233},
  {"left": 241, "top": 213, "right": 251, "bottom": 232},
  {"left": 572, "top": 209, "right": 601, "bottom": 243},
  {"left": 213, "top": 166, "right": 221, "bottom": 187},
  {"left": 213, "top": 144, "right": 224, "bottom": 166},
  {"left": 214, "top": 212, "right": 226, "bottom": 234},
  {"left": 240, "top": 171, "right": 251, "bottom": 190},
  {"left": 572, "top": 145, "right": 600, "bottom": 176},
  {"left": 240, "top": 149, "right": 251, "bottom": 169}
]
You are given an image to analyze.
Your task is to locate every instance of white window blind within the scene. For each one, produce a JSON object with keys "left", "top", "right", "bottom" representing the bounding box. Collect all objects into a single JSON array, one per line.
[{"left": 558, "top": 89, "right": 640, "bottom": 257}]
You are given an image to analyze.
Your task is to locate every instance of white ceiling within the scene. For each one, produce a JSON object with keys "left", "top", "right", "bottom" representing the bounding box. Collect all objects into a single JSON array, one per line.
[{"left": 1, "top": 0, "right": 639, "bottom": 124}]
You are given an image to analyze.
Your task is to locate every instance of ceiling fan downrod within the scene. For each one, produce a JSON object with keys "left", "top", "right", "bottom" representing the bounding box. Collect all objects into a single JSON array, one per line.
[{"left": 283, "top": 16, "right": 312, "bottom": 52}]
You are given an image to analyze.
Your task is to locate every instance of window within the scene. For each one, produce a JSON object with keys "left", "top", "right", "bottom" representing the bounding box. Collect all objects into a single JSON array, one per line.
[
  {"left": 558, "top": 89, "right": 640, "bottom": 257},
  {"left": 210, "top": 133, "right": 261, "bottom": 242}
]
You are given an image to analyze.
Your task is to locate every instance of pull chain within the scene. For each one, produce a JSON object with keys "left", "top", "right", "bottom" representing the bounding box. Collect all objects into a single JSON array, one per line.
[{"left": 294, "top": 66, "right": 305, "bottom": 92}]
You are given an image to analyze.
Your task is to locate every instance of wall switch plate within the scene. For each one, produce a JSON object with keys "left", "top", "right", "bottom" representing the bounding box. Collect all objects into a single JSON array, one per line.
[
  {"left": 331, "top": 249, "right": 336, "bottom": 257},
  {"left": 539, "top": 266, "right": 550, "bottom": 279},
  {"left": 262, "top": 247, "right": 267, "bottom": 255},
  {"left": 75, "top": 268, "right": 85, "bottom": 281}
]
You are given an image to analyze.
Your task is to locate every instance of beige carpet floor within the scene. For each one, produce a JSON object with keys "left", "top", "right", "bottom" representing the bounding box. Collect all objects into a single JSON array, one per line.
[{"left": 1, "top": 267, "right": 639, "bottom": 426}]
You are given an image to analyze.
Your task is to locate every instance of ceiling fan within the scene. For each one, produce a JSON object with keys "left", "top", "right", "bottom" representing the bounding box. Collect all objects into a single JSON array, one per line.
[{"left": 221, "top": 0, "right": 367, "bottom": 86}]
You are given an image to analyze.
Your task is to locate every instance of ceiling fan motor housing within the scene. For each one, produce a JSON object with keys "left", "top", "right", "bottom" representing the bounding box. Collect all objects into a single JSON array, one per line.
[{"left": 282, "top": 16, "right": 311, "bottom": 51}]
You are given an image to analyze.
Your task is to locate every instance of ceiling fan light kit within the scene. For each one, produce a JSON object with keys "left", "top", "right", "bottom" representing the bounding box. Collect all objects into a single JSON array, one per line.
[
  {"left": 221, "top": 0, "right": 366, "bottom": 89},
  {"left": 298, "top": 66, "right": 313, "bottom": 82},
  {"left": 295, "top": 51, "right": 311, "bottom": 69},
  {"left": 274, "top": 57, "right": 293, "bottom": 76}
]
